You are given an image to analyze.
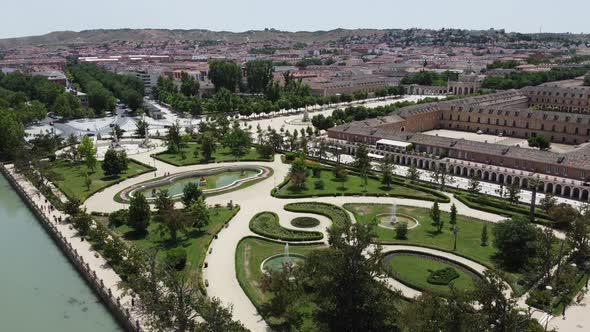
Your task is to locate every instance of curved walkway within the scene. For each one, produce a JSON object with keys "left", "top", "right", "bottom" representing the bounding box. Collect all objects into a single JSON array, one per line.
[{"left": 79, "top": 151, "right": 567, "bottom": 332}]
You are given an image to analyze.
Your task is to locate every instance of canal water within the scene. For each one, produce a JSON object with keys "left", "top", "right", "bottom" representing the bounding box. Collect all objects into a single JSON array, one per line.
[{"left": 0, "top": 175, "right": 122, "bottom": 331}]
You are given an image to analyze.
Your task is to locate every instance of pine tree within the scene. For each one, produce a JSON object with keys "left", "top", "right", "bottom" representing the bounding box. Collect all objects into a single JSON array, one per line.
[
  {"left": 449, "top": 203, "right": 457, "bottom": 227},
  {"left": 430, "top": 202, "right": 443, "bottom": 233},
  {"left": 481, "top": 224, "right": 488, "bottom": 246}
]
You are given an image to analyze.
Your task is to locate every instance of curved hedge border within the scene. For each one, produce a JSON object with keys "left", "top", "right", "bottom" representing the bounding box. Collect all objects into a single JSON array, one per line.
[
  {"left": 284, "top": 202, "right": 351, "bottom": 229},
  {"left": 249, "top": 212, "right": 323, "bottom": 241},
  {"left": 291, "top": 217, "right": 320, "bottom": 228}
]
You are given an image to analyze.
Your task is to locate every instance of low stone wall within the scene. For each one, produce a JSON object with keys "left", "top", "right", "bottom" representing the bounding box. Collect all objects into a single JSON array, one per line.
[{"left": 0, "top": 163, "right": 143, "bottom": 332}]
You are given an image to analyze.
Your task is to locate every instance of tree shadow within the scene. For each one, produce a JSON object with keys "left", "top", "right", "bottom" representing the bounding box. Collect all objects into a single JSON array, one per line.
[{"left": 123, "top": 229, "right": 148, "bottom": 240}]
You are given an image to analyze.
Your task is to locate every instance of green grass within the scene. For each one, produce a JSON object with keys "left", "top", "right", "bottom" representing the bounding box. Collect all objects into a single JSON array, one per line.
[
  {"left": 384, "top": 254, "right": 477, "bottom": 296},
  {"left": 96, "top": 207, "right": 238, "bottom": 285},
  {"left": 235, "top": 237, "right": 324, "bottom": 308},
  {"left": 249, "top": 212, "right": 323, "bottom": 241},
  {"left": 154, "top": 143, "right": 272, "bottom": 166},
  {"left": 344, "top": 203, "right": 525, "bottom": 294},
  {"left": 43, "top": 159, "right": 153, "bottom": 202},
  {"left": 275, "top": 169, "right": 441, "bottom": 201}
]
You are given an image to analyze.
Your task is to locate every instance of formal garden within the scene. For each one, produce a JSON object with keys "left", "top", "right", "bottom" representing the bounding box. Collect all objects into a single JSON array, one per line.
[
  {"left": 154, "top": 143, "right": 273, "bottom": 166},
  {"left": 249, "top": 212, "right": 324, "bottom": 241}
]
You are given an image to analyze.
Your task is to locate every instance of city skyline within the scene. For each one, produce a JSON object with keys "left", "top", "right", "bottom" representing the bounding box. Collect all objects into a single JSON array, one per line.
[{"left": 1, "top": 0, "right": 589, "bottom": 39}]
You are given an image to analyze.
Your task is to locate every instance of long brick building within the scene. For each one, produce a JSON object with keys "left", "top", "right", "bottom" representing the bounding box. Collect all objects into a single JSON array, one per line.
[{"left": 327, "top": 85, "right": 590, "bottom": 201}]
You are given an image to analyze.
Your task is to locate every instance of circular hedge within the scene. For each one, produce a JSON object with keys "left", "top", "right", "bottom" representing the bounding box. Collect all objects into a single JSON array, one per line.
[
  {"left": 291, "top": 217, "right": 320, "bottom": 228},
  {"left": 249, "top": 212, "right": 323, "bottom": 241}
]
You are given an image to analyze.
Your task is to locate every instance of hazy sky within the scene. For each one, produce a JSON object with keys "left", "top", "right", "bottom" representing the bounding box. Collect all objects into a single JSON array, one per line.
[{"left": 1, "top": 0, "right": 589, "bottom": 39}]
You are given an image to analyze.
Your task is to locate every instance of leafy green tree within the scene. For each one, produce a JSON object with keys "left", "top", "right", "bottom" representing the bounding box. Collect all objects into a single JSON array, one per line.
[
  {"left": 406, "top": 163, "right": 421, "bottom": 183},
  {"left": 182, "top": 182, "right": 202, "bottom": 208},
  {"left": 208, "top": 59, "right": 241, "bottom": 92},
  {"left": 474, "top": 270, "right": 524, "bottom": 332},
  {"left": 180, "top": 72, "right": 200, "bottom": 97},
  {"left": 567, "top": 213, "right": 590, "bottom": 264},
  {"left": 135, "top": 119, "right": 149, "bottom": 137},
  {"left": 245, "top": 59, "right": 273, "bottom": 93},
  {"left": 108, "top": 209, "right": 128, "bottom": 228},
  {"left": 430, "top": 202, "right": 443, "bottom": 233},
  {"left": 188, "top": 197, "right": 210, "bottom": 231},
  {"left": 166, "top": 122, "right": 182, "bottom": 153},
  {"left": 468, "top": 174, "right": 481, "bottom": 194},
  {"left": 527, "top": 135, "right": 551, "bottom": 151},
  {"left": 493, "top": 217, "right": 538, "bottom": 270},
  {"left": 539, "top": 193, "right": 557, "bottom": 211},
  {"left": 78, "top": 135, "right": 97, "bottom": 172},
  {"left": 450, "top": 203, "right": 457, "bottom": 227},
  {"left": 0, "top": 109, "right": 25, "bottom": 161},
  {"left": 289, "top": 152, "right": 308, "bottom": 190},
  {"left": 223, "top": 121, "right": 252, "bottom": 156},
  {"left": 548, "top": 203, "right": 579, "bottom": 229},
  {"left": 507, "top": 182, "right": 521, "bottom": 205},
  {"left": 128, "top": 192, "right": 150, "bottom": 234},
  {"left": 84, "top": 172, "right": 92, "bottom": 191},
  {"left": 201, "top": 131, "right": 217, "bottom": 161},
  {"left": 353, "top": 145, "right": 371, "bottom": 190},
  {"left": 379, "top": 156, "right": 395, "bottom": 190},
  {"left": 102, "top": 148, "right": 128, "bottom": 176},
  {"left": 395, "top": 222, "right": 408, "bottom": 240},
  {"left": 481, "top": 224, "right": 488, "bottom": 246},
  {"left": 431, "top": 163, "right": 454, "bottom": 190},
  {"left": 534, "top": 228, "right": 557, "bottom": 281}
]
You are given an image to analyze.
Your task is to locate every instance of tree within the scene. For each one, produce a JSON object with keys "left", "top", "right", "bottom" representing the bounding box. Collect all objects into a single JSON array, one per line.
[
  {"left": 200, "top": 131, "right": 217, "bottom": 162},
  {"left": 539, "top": 193, "right": 557, "bottom": 211},
  {"left": 468, "top": 173, "right": 481, "bottom": 194},
  {"left": 289, "top": 152, "right": 308, "bottom": 190},
  {"left": 431, "top": 163, "right": 454, "bottom": 190},
  {"left": 102, "top": 148, "right": 128, "bottom": 176},
  {"left": 108, "top": 209, "right": 128, "bottom": 228},
  {"left": 167, "top": 122, "right": 182, "bottom": 153},
  {"left": 379, "top": 156, "right": 395, "bottom": 190},
  {"left": 493, "top": 217, "right": 538, "bottom": 270},
  {"left": 188, "top": 197, "right": 210, "bottom": 231},
  {"left": 353, "top": 145, "right": 371, "bottom": 190},
  {"left": 208, "top": 59, "right": 241, "bottom": 92},
  {"left": 135, "top": 119, "right": 149, "bottom": 138},
  {"left": 128, "top": 192, "right": 150, "bottom": 234},
  {"left": 78, "top": 135, "right": 97, "bottom": 172},
  {"left": 179, "top": 72, "right": 200, "bottom": 97},
  {"left": 182, "top": 182, "right": 202, "bottom": 208},
  {"left": 395, "top": 222, "right": 408, "bottom": 240},
  {"left": 548, "top": 203, "right": 579, "bottom": 229},
  {"left": 450, "top": 203, "right": 457, "bottom": 227},
  {"left": 567, "top": 213, "right": 590, "bottom": 264},
  {"left": 406, "top": 163, "right": 421, "bottom": 183},
  {"left": 507, "top": 182, "right": 521, "bottom": 205},
  {"left": 0, "top": 109, "right": 25, "bottom": 161},
  {"left": 527, "top": 135, "right": 551, "bottom": 151},
  {"left": 534, "top": 228, "right": 557, "bottom": 281},
  {"left": 223, "top": 121, "right": 252, "bottom": 156},
  {"left": 245, "top": 59, "right": 273, "bottom": 93},
  {"left": 474, "top": 270, "right": 524, "bottom": 332},
  {"left": 528, "top": 177, "right": 543, "bottom": 223},
  {"left": 299, "top": 221, "right": 400, "bottom": 331},
  {"left": 481, "top": 224, "right": 488, "bottom": 246},
  {"left": 430, "top": 202, "right": 443, "bottom": 233}
]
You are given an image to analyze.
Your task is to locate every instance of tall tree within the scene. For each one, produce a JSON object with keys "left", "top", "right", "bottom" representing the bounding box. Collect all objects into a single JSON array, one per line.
[
  {"left": 379, "top": 156, "right": 395, "bottom": 190},
  {"left": 289, "top": 152, "right": 308, "bottom": 190},
  {"left": 78, "top": 135, "right": 97, "bottom": 172},
  {"left": 493, "top": 217, "right": 538, "bottom": 270},
  {"left": 200, "top": 131, "right": 217, "bottom": 161},
  {"left": 128, "top": 192, "right": 150, "bottom": 234},
  {"left": 353, "top": 145, "right": 371, "bottom": 190},
  {"left": 179, "top": 72, "right": 200, "bottom": 97},
  {"left": 507, "top": 182, "right": 521, "bottom": 205},
  {"left": 430, "top": 202, "right": 443, "bottom": 233},
  {"left": 406, "top": 163, "right": 421, "bottom": 183},
  {"left": 245, "top": 59, "right": 274, "bottom": 93},
  {"left": 223, "top": 121, "right": 252, "bottom": 156},
  {"left": 188, "top": 197, "right": 210, "bottom": 231},
  {"left": 208, "top": 59, "right": 242, "bottom": 92},
  {"left": 182, "top": 182, "right": 202, "bottom": 208},
  {"left": 468, "top": 173, "right": 481, "bottom": 194},
  {"left": 431, "top": 163, "right": 454, "bottom": 190},
  {"left": 449, "top": 203, "right": 457, "bottom": 227},
  {"left": 0, "top": 108, "right": 25, "bottom": 161}
]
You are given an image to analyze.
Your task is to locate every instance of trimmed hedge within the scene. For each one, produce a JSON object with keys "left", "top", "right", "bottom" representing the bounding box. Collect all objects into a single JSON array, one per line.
[
  {"left": 249, "top": 212, "right": 323, "bottom": 241},
  {"left": 291, "top": 217, "right": 320, "bottom": 228},
  {"left": 284, "top": 202, "right": 351, "bottom": 229},
  {"left": 427, "top": 267, "right": 460, "bottom": 285},
  {"left": 454, "top": 193, "right": 554, "bottom": 226}
]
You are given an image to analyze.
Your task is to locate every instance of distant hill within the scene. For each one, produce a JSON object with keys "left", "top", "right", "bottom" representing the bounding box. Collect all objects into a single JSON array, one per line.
[{"left": 0, "top": 28, "right": 391, "bottom": 48}]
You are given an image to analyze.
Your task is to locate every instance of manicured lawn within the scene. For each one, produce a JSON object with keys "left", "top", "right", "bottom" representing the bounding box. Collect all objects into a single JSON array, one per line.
[
  {"left": 249, "top": 212, "right": 323, "bottom": 241},
  {"left": 235, "top": 237, "right": 324, "bottom": 308},
  {"left": 275, "top": 169, "right": 441, "bottom": 201},
  {"left": 154, "top": 143, "right": 272, "bottom": 166},
  {"left": 384, "top": 253, "right": 477, "bottom": 296},
  {"left": 43, "top": 159, "right": 152, "bottom": 202},
  {"left": 96, "top": 207, "right": 238, "bottom": 285}
]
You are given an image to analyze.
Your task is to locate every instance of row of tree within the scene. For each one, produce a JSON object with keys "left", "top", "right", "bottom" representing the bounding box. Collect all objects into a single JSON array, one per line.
[{"left": 482, "top": 65, "right": 590, "bottom": 90}]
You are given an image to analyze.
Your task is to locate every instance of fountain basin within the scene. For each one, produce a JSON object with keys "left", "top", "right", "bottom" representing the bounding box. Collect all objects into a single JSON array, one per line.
[
  {"left": 375, "top": 213, "right": 419, "bottom": 230},
  {"left": 260, "top": 253, "right": 306, "bottom": 273}
]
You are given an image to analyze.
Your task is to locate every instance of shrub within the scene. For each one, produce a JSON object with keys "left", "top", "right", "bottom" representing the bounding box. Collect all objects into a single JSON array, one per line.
[
  {"left": 427, "top": 267, "right": 460, "bottom": 285},
  {"left": 395, "top": 222, "right": 408, "bottom": 240},
  {"left": 108, "top": 209, "right": 128, "bottom": 227},
  {"left": 165, "top": 248, "right": 188, "bottom": 270},
  {"left": 284, "top": 153, "right": 296, "bottom": 162},
  {"left": 526, "top": 290, "right": 552, "bottom": 310},
  {"left": 314, "top": 179, "right": 325, "bottom": 190},
  {"left": 312, "top": 167, "right": 322, "bottom": 178},
  {"left": 291, "top": 217, "right": 320, "bottom": 228}
]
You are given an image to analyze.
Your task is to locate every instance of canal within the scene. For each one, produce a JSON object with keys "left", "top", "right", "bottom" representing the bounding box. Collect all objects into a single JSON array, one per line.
[{"left": 0, "top": 175, "right": 122, "bottom": 331}]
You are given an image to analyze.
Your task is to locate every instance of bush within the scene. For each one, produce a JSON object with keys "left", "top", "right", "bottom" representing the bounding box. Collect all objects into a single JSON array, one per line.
[
  {"left": 526, "top": 290, "right": 552, "bottom": 310},
  {"left": 314, "top": 179, "right": 325, "bottom": 190},
  {"left": 395, "top": 222, "right": 408, "bottom": 240},
  {"left": 284, "top": 153, "right": 296, "bottom": 162},
  {"left": 312, "top": 167, "right": 322, "bottom": 178},
  {"left": 249, "top": 212, "right": 323, "bottom": 241},
  {"left": 108, "top": 209, "right": 128, "bottom": 227},
  {"left": 291, "top": 217, "right": 320, "bottom": 228},
  {"left": 427, "top": 267, "right": 460, "bottom": 285},
  {"left": 165, "top": 248, "right": 187, "bottom": 270}
]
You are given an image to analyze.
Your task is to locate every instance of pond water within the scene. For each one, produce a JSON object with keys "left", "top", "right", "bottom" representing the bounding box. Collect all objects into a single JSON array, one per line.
[
  {"left": 142, "top": 170, "right": 258, "bottom": 198},
  {"left": 0, "top": 176, "right": 122, "bottom": 331}
]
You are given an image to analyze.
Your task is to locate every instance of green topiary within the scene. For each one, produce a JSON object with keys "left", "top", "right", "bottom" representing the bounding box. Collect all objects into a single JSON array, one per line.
[
  {"left": 165, "top": 248, "right": 187, "bottom": 270},
  {"left": 427, "top": 267, "right": 459, "bottom": 285}
]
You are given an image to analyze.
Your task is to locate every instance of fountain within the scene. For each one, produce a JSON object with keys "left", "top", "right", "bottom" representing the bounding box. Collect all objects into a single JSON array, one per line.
[
  {"left": 390, "top": 202, "right": 398, "bottom": 225},
  {"left": 284, "top": 243, "right": 289, "bottom": 259},
  {"left": 261, "top": 243, "right": 306, "bottom": 273}
]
